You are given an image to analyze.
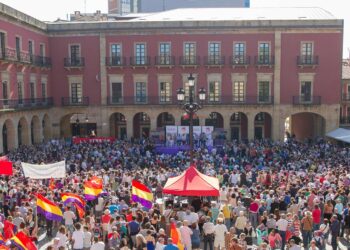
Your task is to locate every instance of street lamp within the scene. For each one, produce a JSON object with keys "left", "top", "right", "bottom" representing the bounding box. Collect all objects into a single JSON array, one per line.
[{"left": 177, "top": 73, "right": 206, "bottom": 164}]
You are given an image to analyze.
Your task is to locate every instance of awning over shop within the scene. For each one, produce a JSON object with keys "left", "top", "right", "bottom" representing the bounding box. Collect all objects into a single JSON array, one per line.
[{"left": 326, "top": 128, "right": 350, "bottom": 143}]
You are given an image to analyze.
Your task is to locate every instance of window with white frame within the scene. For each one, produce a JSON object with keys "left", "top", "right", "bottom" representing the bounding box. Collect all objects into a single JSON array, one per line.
[
  {"left": 159, "top": 43, "right": 171, "bottom": 64},
  {"left": 184, "top": 42, "right": 196, "bottom": 64},
  {"left": 258, "top": 43, "right": 270, "bottom": 64},
  {"left": 208, "top": 42, "right": 220, "bottom": 64},
  {"left": 300, "top": 81, "right": 312, "bottom": 102},
  {"left": 135, "top": 82, "right": 147, "bottom": 103},
  {"left": 28, "top": 40, "right": 34, "bottom": 62},
  {"left": 301, "top": 42, "right": 313, "bottom": 64},
  {"left": 17, "top": 81, "right": 23, "bottom": 104},
  {"left": 30, "top": 82, "right": 35, "bottom": 103},
  {"left": 111, "top": 82, "right": 122, "bottom": 103},
  {"left": 234, "top": 43, "right": 246, "bottom": 64},
  {"left": 70, "top": 45, "right": 81, "bottom": 64},
  {"left": 209, "top": 81, "right": 220, "bottom": 102},
  {"left": 0, "top": 32, "right": 5, "bottom": 58},
  {"left": 135, "top": 43, "right": 146, "bottom": 65},
  {"left": 258, "top": 81, "right": 270, "bottom": 102},
  {"left": 111, "top": 44, "right": 122, "bottom": 65},
  {"left": 160, "top": 82, "right": 171, "bottom": 103},
  {"left": 15, "top": 37, "right": 21, "bottom": 61},
  {"left": 233, "top": 81, "right": 245, "bottom": 102},
  {"left": 41, "top": 82, "right": 46, "bottom": 99},
  {"left": 71, "top": 83, "right": 82, "bottom": 103},
  {"left": 2, "top": 81, "right": 8, "bottom": 100}
]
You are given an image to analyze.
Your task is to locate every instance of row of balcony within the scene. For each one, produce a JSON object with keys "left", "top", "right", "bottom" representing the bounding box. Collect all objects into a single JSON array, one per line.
[
  {"left": 60, "top": 95, "right": 321, "bottom": 106},
  {"left": 0, "top": 97, "right": 53, "bottom": 109},
  {"left": 0, "top": 48, "right": 52, "bottom": 67},
  {"left": 63, "top": 55, "right": 319, "bottom": 68}
]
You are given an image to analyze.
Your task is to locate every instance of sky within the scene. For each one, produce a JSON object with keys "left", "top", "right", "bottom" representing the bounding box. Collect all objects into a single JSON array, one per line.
[{"left": 0, "top": 0, "right": 349, "bottom": 57}]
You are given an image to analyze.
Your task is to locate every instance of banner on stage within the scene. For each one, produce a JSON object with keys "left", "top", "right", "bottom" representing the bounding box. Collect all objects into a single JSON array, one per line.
[
  {"left": 177, "top": 126, "right": 189, "bottom": 143},
  {"left": 166, "top": 126, "right": 178, "bottom": 146},
  {"left": 21, "top": 161, "right": 66, "bottom": 179},
  {"left": 72, "top": 137, "right": 115, "bottom": 144},
  {"left": 193, "top": 126, "right": 202, "bottom": 141},
  {"left": 202, "top": 126, "right": 214, "bottom": 146}
]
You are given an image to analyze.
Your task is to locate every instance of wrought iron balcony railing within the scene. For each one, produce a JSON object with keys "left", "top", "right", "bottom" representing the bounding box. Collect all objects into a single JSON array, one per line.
[
  {"left": 106, "top": 95, "right": 274, "bottom": 105},
  {"left": 130, "top": 56, "right": 150, "bottom": 66},
  {"left": 105, "top": 56, "right": 126, "bottom": 66},
  {"left": 64, "top": 57, "right": 85, "bottom": 67},
  {"left": 155, "top": 55, "right": 175, "bottom": 66},
  {"left": 61, "top": 97, "right": 89, "bottom": 106},
  {"left": 254, "top": 55, "right": 275, "bottom": 66},
  {"left": 230, "top": 56, "right": 250, "bottom": 66},
  {"left": 0, "top": 97, "right": 53, "bottom": 109},
  {"left": 297, "top": 55, "right": 319, "bottom": 66},
  {"left": 204, "top": 56, "right": 225, "bottom": 66},
  {"left": 179, "top": 56, "right": 200, "bottom": 66},
  {"left": 292, "top": 96, "right": 321, "bottom": 105}
]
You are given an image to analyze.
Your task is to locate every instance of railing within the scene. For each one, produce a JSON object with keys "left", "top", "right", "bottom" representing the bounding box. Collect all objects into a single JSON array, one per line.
[
  {"left": 230, "top": 56, "right": 250, "bottom": 66},
  {"left": 64, "top": 57, "right": 85, "bottom": 67},
  {"left": 342, "top": 94, "right": 350, "bottom": 101},
  {"left": 105, "top": 56, "right": 126, "bottom": 66},
  {"left": 340, "top": 116, "right": 350, "bottom": 124},
  {"left": 254, "top": 55, "right": 275, "bottom": 66},
  {"left": 34, "top": 56, "right": 52, "bottom": 67},
  {"left": 155, "top": 55, "right": 175, "bottom": 66},
  {"left": 130, "top": 56, "right": 150, "bottom": 66},
  {"left": 61, "top": 97, "right": 89, "bottom": 106},
  {"left": 0, "top": 97, "right": 53, "bottom": 109},
  {"left": 204, "top": 56, "right": 225, "bottom": 66},
  {"left": 297, "top": 55, "right": 319, "bottom": 66},
  {"left": 179, "top": 56, "right": 200, "bottom": 66},
  {"left": 106, "top": 95, "right": 274, "bottom": 105},
  {"left": 292, "top": 96, "right": 321, "bottom": 105}
]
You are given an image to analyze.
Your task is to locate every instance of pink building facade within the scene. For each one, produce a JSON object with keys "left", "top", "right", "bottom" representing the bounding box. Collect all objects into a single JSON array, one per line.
[{"left": 0, "top": 5, "right": 344, "bottom": 152}]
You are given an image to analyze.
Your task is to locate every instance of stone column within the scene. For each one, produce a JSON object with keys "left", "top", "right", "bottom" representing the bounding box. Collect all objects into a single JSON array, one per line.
[
  {"left": 247, "top": 113, "right": 255, "bottom": 140},
  {"left": 223, "top": 112, "right": 231, "bottom": 140},
  {"left": 126, "top": 113, "right": 134, "bottom": 139},
  {"left": 274, "top": 30, "right": 282, "bottom": 105},
  {"left": 100, "top": 33, "right": 107, "bottom": 105},
  {"left": 272, "top": 108, "right": 282, "bottom": 141}
]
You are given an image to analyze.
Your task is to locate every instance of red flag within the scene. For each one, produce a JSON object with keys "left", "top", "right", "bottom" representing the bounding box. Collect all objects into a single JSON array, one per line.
[
  {"left": 4, "top": 220, "right": 16, "bottom": 240},
  {"left": 11, "top": 231, "right": 37, "bottom": 250},
  {"left": 74, "top": 203, "right": 85, "bottom": 218},
  {"left": 0, "top": 161, "right": 12, "bottom": 176},
  {"left": 170, "top": 222, "right": 179, "bottom": 244},
  {"left": 0, "top": 156, "right": 8, "bottom": 161},
  {"left": 49, "top": 178, "right": 55, "bottom": 191}
]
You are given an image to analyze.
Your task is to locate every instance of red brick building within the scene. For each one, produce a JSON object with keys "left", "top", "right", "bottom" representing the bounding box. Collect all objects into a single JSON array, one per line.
[{"left": 0, "top": 4, "right": 344, "bottom": 153}]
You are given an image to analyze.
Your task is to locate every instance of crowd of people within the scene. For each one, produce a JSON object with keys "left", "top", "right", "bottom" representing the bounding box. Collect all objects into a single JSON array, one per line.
[{"left": 1, "top": 137, "right": 350, "bottom": 250}]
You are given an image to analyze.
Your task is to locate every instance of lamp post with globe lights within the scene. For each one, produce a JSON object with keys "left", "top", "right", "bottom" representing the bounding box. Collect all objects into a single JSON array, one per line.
[{"left": 177, "top": 73, "right": 206, "bottom": 164}]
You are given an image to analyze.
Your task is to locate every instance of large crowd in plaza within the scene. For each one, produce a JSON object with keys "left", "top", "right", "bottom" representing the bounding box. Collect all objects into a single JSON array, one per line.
[{"left": 1, "top": 136, "right": 350, "bottom": 250}]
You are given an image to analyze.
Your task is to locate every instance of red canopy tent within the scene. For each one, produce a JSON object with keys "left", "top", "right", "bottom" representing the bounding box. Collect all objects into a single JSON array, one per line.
[{"left": 163, "top": 166, "right": 219, "bottom": 196}]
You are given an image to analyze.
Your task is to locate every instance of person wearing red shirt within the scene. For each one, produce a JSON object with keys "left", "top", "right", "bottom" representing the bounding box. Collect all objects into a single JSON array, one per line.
[
  {"left": 249, "top": 199, "right": 259, "bottom": 228},
  {"left": 312, "top": 205, "right": 322, "bottom": 230},
  {"left": 101, "top": 209, "right": 111, "bottom": 242}
]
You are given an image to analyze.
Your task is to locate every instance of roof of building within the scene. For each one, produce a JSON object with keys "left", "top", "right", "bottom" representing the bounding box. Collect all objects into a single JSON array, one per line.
[
  {"left": 343, "top": 60, "right": 350, "bottom": 79},
  {"left": 131, "top": 7, "right": 337, "bottom": 22}
]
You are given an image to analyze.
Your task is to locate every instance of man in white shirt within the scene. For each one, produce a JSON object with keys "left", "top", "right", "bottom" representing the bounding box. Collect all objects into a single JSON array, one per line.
[
  {"left": 63, "top": 206, "right": 76, "bottom": 234},
  {"left": 90, "top": 237, "right": 105, "bottom": 250},
  {"left": 203, "top": 216, "right": 215, "bottom": 250},
  {"left": 71, "top": 223, "right": 84, "bottom": 250},
  {"left": 214, "top": 218, "right": 228, "bottom": 250},
  {"left": 180, "top": 220, "right": 193, "bottom": 250},
  {"left": 276, "top": 214, "right": 289, "bottom": 250}
]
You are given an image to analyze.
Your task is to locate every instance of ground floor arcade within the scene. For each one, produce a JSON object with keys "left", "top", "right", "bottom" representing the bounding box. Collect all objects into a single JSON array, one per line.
[{"left": 0, "top": 104, "right": 339, "bottom": 153}]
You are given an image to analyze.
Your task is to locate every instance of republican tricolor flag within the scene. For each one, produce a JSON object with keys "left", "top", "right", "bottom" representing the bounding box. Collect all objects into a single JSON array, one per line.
[
  {"left": 84, "top": 176, "right": 103, "bottom": 201},
  {"left": 36, "top": 194, "right": 63, "bottom": 221},
  {"left": 10, "top": 231, "right": 37, "bottom": 250},
  {"left": 131, "top": 180, "right": 153, "bottom": 209}
]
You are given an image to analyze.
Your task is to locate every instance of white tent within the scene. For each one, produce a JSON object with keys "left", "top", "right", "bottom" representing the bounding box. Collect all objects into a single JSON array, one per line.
[{"left": 326, "top": 128, "right": 350, "bottom": 144}]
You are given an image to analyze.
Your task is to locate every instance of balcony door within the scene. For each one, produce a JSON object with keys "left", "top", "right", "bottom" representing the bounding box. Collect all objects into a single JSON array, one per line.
[{"left": 301, "top": 81, "right": 312, "bottom": 102}]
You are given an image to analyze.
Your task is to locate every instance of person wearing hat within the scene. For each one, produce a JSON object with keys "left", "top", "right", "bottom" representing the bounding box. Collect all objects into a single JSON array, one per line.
[{"left": 214, "top": 218, "right": 227, "bottom": 250}]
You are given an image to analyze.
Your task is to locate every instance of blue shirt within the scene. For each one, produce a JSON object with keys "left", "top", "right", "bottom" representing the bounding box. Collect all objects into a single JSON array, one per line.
[
  {"left": 109, "top": 204, "right": 119, "bottom": 214},
  {"left": 164, "top": 244, "right": 179, "bottom": 250}
]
